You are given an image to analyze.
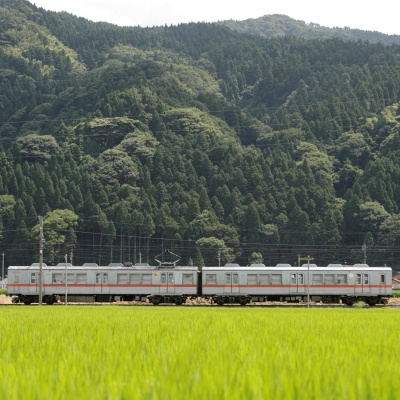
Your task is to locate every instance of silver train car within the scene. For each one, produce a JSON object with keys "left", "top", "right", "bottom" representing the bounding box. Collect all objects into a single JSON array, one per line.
[
  {"left": 7, "top": 263, "right": 199, "bottom": 305},
  {"left": 7, "top": 261, "right": 392, "bottom": 306},
  {"left": 202, "top": 263, "right": 392, "bottom": 306}
]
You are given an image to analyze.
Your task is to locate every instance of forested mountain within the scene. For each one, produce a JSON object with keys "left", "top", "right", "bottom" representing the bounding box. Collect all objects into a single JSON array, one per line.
[
  {"left": 219, "top": 14, "right": 400, "bottom": 45},
  {"left": 1, "top": 0, "right": 400, "bottom": 270}
]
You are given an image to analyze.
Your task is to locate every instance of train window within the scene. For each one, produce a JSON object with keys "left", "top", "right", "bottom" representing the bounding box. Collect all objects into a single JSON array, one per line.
[
  {"left": 142, "top": 274, "right": 152, "bottom": 284},
  {"left": 325, "top": 274, "right": 334, "bottom": 285},
  {"left": 31, "top": 273, "right": 36, "bottom": 284},
  {"left": 291, "top": 274, "right": 296, "bottom": 284},
  {"left": 161, "top": 273, "right": 167, "bottom": 284},
  {"left": 381, "top": 275, "right": 385, "bottom": 284},
  {"left": 76, "top": 274, "right": 87, "bottom": 284},
  {"left": 67, "top": 274, "right": 75, "bottom": 284},
  {"left": 52, "top": 273, "right": 63, "bottom": 283},
  {"left": 168, "top": 273, "right": 174, "bottom": 284},
  {"left": 130, "top": 274, "right": 141, "bottom": 284},
  {"left": 271, "top": 274, "right": 282, "bottom": 284},
  {"left": 364, "top": 274, "right": 369, "bottom": 285},
  {"left": 225, "top": 274, "right": 231, "bottom": 285},
  {"left": 103, "top": 274, "right": 108, "bottom": 284},
  {"left": 15, "top": 274, "right": 19, "bottom": 284},
  {"left": 232, "top": 274, "right": 238, "bottom": 285},
  {"left": 259, "top": 274, "right": 270, "bottom": 284},
  {"left": 312, "top": 274, "right": 323, "bottom": 284},
  {"left": 117, "top": 274, "right": 129, "bottom": 284},
  {"left": 337, "top": 274, "right": 347, "bottom": 284},
  {"left": 356, "top": 274, "right": 362, "bottom": 284},
  {"left": 298, "top": 274, "right": 304, "bottom": 284},
  {"left": 247, "top": 274, "right": 257, "bottom": 284},
  {"left": 206, "top": 274, "right": 216, "bottom": 284},
  {"left": 183, "top": 274, "right": 193, "bottom": 284},
  {"left": 96, "top": 273, "right": 101, "bottom": 284}
]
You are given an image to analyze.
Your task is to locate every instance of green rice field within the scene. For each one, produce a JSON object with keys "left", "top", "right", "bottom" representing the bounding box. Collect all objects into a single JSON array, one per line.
[{"left": 0, "top": 306, "right": 399, "bottom": 399}]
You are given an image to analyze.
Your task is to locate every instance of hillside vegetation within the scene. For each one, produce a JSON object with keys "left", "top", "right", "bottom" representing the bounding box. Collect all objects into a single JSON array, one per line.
[{"left": 1, "top": 0, "right": 400, "bottom": 268}]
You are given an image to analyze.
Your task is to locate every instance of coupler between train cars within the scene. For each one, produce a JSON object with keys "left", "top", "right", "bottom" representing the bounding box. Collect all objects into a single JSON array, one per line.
[{"left": 147, "top": 295, "right": 187, "bottom": 306}]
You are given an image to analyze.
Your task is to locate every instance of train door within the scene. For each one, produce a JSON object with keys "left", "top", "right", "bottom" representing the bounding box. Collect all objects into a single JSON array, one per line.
[
  {"left": 379, "top": 274, "right": 386, "bottom": 294},
  {"left": 355, "top": 273, "right": 370, "bottom": 294},
  {"left": 160, "top": 272, "right": 175, "bottom": 294},
  {"left": 30, "top": 272, "right": 39, "bottom": 294},
  {"left": 13, "top": 272, "right": 20, "bottom": 292},
  {"left": 224, "top": 273, "right": 239, "bottom": 293},
  {"left": 95, "top": 272, "right": 109, "bottom": 294},
  {"left": 289, "top": 273, "right": 305, "bottom": 294}
]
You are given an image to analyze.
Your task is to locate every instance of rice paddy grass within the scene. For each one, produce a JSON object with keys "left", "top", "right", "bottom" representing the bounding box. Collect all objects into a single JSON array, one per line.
[{"left": 0, "top": 306, "right": 399, "bottom": 399}]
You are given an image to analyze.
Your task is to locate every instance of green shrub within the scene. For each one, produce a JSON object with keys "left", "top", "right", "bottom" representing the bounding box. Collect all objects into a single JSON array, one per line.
[
  {"left": 392, "top": 290, "right": 400, "bottom": 298},
  {"left": 0, "top": 288, "right": 7, "bottom": 295}
]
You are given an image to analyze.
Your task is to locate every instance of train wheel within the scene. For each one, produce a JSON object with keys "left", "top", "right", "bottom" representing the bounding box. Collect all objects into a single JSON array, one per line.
[
  {"left": 151, "top": 298, "right": 160, "bottom": 306},
  {"left": 238, "top": 297, "right": 247, "bottom": 306},
  {"left": 216, "top": 297, "right": 224, "bottom": 306},
  {"left": 23, "top": 298, "right": 32, "bottom": 305},
  {"left": 174, "top": 297, "right": 184, "bottom": 306}
]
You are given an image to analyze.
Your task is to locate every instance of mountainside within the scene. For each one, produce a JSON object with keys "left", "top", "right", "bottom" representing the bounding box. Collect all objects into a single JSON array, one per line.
[
  {"left": 2, "top": 0, "right": 400, "bottom": 269},
  {"left": 219, "top": 14, "right": 400, "bottom": 45}
]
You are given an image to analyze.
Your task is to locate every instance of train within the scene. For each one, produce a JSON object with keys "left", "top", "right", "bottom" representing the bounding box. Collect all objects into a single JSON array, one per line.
[{"left": 6, "top": 254, "right": 393, "bottom": 306}]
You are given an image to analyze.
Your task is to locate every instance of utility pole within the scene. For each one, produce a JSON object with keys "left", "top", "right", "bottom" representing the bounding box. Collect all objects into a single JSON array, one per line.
[
  {"left": 39, "top": 216, "right": 44, "bottom": 305},
  {"left": 65, "top": 253, "right": 68, "bottom": 306},
  {"left": 362, "top": 244, "right": 367, "bottom": 264},
  {"left": 1, "top": 252, "right": 4, "bottom": 281},
  {"left": 299, "top": 255, "right": 314, "bottom": 308}
]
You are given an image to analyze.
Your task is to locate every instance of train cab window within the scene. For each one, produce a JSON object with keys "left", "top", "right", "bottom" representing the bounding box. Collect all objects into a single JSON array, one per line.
[
  {"left": 183, "top": 274, "right": 193, "bottom": 284},
  {"left": 96, "top": 273, "right": 101, "bottom": 284},
  {"left": 206, "top": 274, "right": 216, "bottom": 284},
  {"left": 271, "top": 274, "right": 282, "bottom": 285},
  {"left": 31, "top": 273, "right": 36, "bottom": 284},
  {"left": 364, "top": 274, "right": 369, "bottom": 285},
  {"left": 168, "top": 273, "right": 174, "bottom": 284},
  {"left": 337, "top": 274, "right": 347, "bottom": 284},
  {"left": 312, "top": 274, "right": 323, "bottom": 284},
  {"left": 161, "top": 273, "right": 167, "bottom": 284},
  {"left": 76, "top": 274, "right": 87, "bottom": 284},
  {"left": 259, "top": 274, "right": 270, "bottom": 285},
  {"left": 356, "top": 274, "right": 362, "bottom": 284},
  {"left": 298, "top": 274, "right": 304, "bottom": 284},
  {"left": 142, "top": 274, "right": 152, "bottom": 284},
  {"left": 130, "top": 274, "right": 141, "bottom": 284},
  {"left": 117, "top": 274, "right": 129, "bottom": 284},
  {"left": 381, "top": 275, "right": 385, "bottom": 284},
  {"left": 247, "top": 274, "right": 257, "bottom": 285}
]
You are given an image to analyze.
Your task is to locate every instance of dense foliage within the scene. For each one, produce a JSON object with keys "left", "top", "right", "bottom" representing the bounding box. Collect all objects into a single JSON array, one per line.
[{"left": 2, "top": 0, "right": 400, "bottom": 268}]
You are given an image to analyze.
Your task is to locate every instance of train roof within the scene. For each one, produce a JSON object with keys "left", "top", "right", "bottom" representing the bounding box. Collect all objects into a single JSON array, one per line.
[
  {"left": 8, "top": 264, "right": 198, "bottom": 271},
  {"left": 203, "top": 264, "right": 392, "bottom": 271}
]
